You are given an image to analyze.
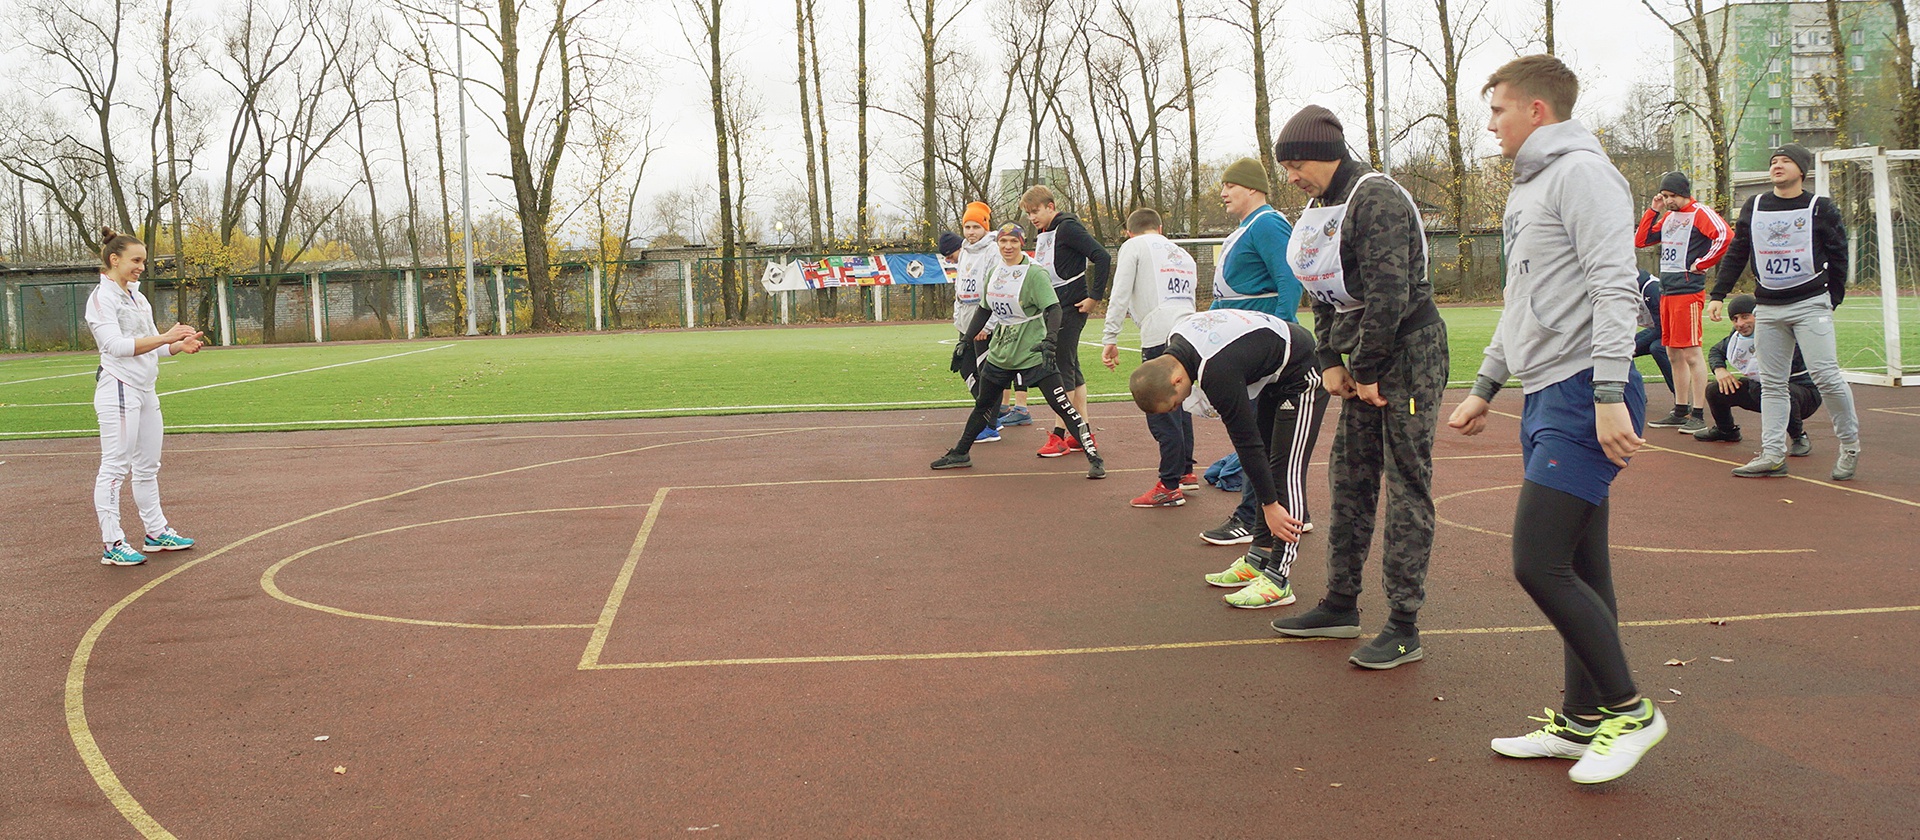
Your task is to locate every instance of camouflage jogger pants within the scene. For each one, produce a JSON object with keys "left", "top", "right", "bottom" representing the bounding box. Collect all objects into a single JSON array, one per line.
[{"left": 1323, "top": 320, "right": 1449, "bottom": 616}]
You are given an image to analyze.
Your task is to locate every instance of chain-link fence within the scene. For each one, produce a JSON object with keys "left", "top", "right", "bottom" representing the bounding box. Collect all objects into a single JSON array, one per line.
[
  {"left": 6, "top": 281, "right": 94, "bottom": 352},
  {"left": 227, "top": 273, "right": 314, "bottom": 345},
  {"left": 319, "top": 270, "right": 406, "bottom": 342},
  {"left": 606, "top": 260, "right": 686, "bottom": 329}
]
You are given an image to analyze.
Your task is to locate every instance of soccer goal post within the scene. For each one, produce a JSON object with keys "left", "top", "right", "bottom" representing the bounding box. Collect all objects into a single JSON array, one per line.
[{"left": 1816, "top": 146, "right": 1919, "bottom": 387}]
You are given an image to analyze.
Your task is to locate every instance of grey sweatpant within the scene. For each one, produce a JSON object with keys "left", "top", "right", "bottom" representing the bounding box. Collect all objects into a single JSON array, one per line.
[{"left": 1755, "top": 295, "right": 1859, "bottom": 460}]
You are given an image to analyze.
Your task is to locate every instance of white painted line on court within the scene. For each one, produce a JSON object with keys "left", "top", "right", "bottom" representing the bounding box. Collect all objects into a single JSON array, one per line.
[{"left": 0, "top": 392, "right": 1144, "bottom": 437}]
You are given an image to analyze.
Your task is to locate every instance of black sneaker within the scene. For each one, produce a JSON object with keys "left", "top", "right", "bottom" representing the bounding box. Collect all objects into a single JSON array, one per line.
[
  {"left": 1200, "top": 516, "right": 1254, "bottom": 546},
  {"left": 930, "top": 451, "right": 972, "bottom": 470},
  {"left": 1693, "top": 425, "right": 1740, "bottom": 442},
  {"left": 1086, "top": 455, "right": 1106, "bottom": 480},
  {"left": 1677, "top": 414, "right": 1707, "bottom": 434},
  {"left": 1645, "top": 408, "right": 1689, "bottom": 428},
  {"left": 1789, "top": 434, "right": 1813, "bottom": 457},
  {"left": 1270, "top": 600, "right": 1363, "bottom": 638},
  {"left": 1349, "top": 625, "right": 1424, "bottom": 670}
]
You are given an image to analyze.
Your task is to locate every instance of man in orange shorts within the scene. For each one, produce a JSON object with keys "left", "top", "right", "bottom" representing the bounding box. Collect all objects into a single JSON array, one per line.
[{"left": 1635, "top": 171, "right": 1729, "bottom": 433}]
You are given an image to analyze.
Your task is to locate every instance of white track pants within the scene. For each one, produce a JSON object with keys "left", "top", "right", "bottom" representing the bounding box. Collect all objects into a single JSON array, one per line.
[{"left": 94, "top": 373, "right": 168, "bottom": 546}]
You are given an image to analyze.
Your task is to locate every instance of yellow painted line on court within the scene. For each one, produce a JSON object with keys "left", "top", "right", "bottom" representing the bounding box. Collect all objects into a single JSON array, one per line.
[
  {"left": 1637, "top": 442, "right": 1920, "bottom": 509},
  {"left": 1, "top": 420, "right": 958, "bottom": 457},
  {"left": 261, "top": 504, "right": 647, "bottom": 630},
  {"left": 1868, "top": 407, "right": 1920, "bottom": 418},
  {"left": 670, "top": 466, "right": 1157, "bottom": 492},
  {"left": 583, "top": 603, "right": 1920, "bottom": 671},
  {"left": 67, "top": 429, "right": 793, "bottom": 840},
  {"left": 579, "top": 487, "right": 672, "bottom": 670},
  {"left": 1432, "top": 483, "right": 1814, "bottom": 555}
]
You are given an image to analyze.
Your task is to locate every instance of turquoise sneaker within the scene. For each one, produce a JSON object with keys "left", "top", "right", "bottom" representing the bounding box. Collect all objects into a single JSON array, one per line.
[
  {"left": 102, "top": 542, "right": 148, "bottom": 566},
  {"left": 143, "top": 528, "right": 195, "bottom": 551}
]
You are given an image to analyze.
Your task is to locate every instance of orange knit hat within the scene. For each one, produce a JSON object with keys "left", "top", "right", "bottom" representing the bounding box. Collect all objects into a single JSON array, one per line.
[{"left": 962, "top": 201, "right": 991, "bottom": 229}]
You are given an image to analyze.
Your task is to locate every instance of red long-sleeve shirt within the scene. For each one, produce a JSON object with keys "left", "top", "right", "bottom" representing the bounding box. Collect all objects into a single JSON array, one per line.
[{"left": 1635, "top": 199, "right": 1731, "bottom": 294}]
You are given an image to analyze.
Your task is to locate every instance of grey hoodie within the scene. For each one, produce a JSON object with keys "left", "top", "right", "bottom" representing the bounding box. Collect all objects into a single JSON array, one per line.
[{"left": 1476, "top": 119, "right": 1640, "bottom": 394}]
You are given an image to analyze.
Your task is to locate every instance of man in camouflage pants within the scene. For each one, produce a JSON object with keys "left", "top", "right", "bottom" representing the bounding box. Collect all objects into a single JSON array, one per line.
[{"left": 1267, "top": 105, "right": 1449, "bottom": 670}]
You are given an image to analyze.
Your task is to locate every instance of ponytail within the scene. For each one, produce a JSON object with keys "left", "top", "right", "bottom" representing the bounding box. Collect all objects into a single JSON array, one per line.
[{"left": 100, "top": 227, "right": 142, "bottom": 268}]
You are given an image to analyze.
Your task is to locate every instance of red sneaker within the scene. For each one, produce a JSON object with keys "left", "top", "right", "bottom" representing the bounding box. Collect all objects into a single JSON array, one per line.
[
  {"left": 1130, "top": 482, "right": 1186, "bottom": 508},
  {"left": 1179, "top": 472, "right": 1201, "bottom": 491},
  {"left": 1037, "top": 431, "right": 1072, "bottom": 458},
  {"left": 1061, "top": 431, "right": 1090, "bottom": 453}
]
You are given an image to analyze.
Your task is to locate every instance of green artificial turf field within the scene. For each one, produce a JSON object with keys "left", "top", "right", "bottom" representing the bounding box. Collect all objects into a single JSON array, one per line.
[{"left": 2, "top": 301, "right": 1907, "bottom": 440}]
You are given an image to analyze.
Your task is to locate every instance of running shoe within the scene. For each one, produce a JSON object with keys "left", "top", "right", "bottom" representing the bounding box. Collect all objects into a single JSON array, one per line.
[
  {"left": 1200, "top": 516, "right": 1254, "bottom": 546},
  {"left": 1062, "top": 432, "right": 1088, "bottom": 454},
  {"left": 1204, "top": 555, "right": 1263, "bottom": 588},
  {"left": 1131, "top": 481, "right": 1185, "bottom": 508},
  {"left": 1086, "top": 455, "right": 1106, "bottom": 480},
  {"left": 1692, "top": 425, "right": 1740, "bottom": 442},
  {"left": 1677, "top": 414, "right": 1707, "bottom": 434},
  {"left": 1178, "top": 473, "right": 1201, "bottom": 491},
  {"left": 1832, "top": 445, "right": 1861, "bottom": 481},
  {"left": 142, "top": 528, "right": 195, "bottom": 551},
  {"left": 101, "top": 542, "right": 147, "bottom": 566},
  {"left": 1645, "top": 408, "right": 1689, "bottom": 428},
  {"left": 998, "top": 405, "right": 1033, "bottom": 426},
  {"left": 1490, "top": 709, "right": 1596, "bottom": 759},
  {"left": 1223, "top": 574, "right": 1294, "bottom": 609},
  {"left": 974, "top": 426, "right": 1002, "bottom": 443},
  {"left": 930, "top": 451, "right": 972, "bottom": 470},
  {"left": 1269, "top": 600, "right": 1363, "bottom": 638},
  {"left": 1731, "top": 456, "right": 1787, "bottom": 478},
  {"left": 1037, "top": 431, "right": 1072, "bottom": 458},
  {"left": 1349, "top": 625, "right": 1424, "bottom": 670},
  {"left": 1568, "top": 700, "right": 1668, "bottom": 784},
  {"left": 1789, "top": 434, "right": 1813, "bottom": 458}
]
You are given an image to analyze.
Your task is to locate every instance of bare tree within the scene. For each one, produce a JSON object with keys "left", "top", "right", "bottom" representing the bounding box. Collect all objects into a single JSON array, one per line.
[
  {"left": 1394, "top": 0, "right": 1486, "bottom": 285},
  {"left": 1544, "top": 0, "right": 1554, "bottom": 55},
  {"left": 680, "top": 0, "right": 741, "bottom": 320},
  {"left": 1175, "top": 0, "right": 1202, "bottom": 233},
  {"left": 794, "top": 0, "right": 822, "bottom": 250},
  {"left": 1894, "top": 0, "right": 1919, "bottom": 149},
  {"left": 857, "top": 0, "right": 871, "bottom": 246},
  {"left": 905, "top": 0, "right": 971, "bottom": 247},
  {"left": 1208, "top": 0, "right": 1285, "bottom": 203},
  {"left": 1353, "top": 0, "right": 1382, "bottom": 170},
  {"left": 1818, "top": 0, "right": 1852, "bottom": 148},
  {"left": 804, "top": 0, "right": 836, "bottom": 242},
  {"left": 1640, "top": 0, "right": 1737, "bottom": 205}
]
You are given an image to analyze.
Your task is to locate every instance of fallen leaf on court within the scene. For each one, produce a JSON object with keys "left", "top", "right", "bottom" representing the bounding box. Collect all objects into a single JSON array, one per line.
[
  {"left": 1663, "top": 658, "right": 1694, "bottom": 666},
  {"left": 1781, "top": 499, "right": 1794, "bottom": 504},
  {"left": 1657, "top": 699, "right": 1677, "bottom": 704},
  {"left": 1428, "top": 757, "right": 1438, "bottom": 762},
  {"left": 1668, "top": 688, "right": 1684, "bottom": 696},
  {"left": 1711, "top": 656, "right": 1735, "bottom": 663},
  {"left": 314, "top": 735, "right": 329, "bottom": 741},
  {"left": 1329, "top": 783, "right": 1343, "bottom": 788},
  {"left": 1434, "top": 696, "right": 1445, "bottom": 701},
  {"left": 333, "top": 766, "right": 346, "bottom": 774},
  {"left": 1293, "top": 767, "right": 1307, "bottom": 772}
]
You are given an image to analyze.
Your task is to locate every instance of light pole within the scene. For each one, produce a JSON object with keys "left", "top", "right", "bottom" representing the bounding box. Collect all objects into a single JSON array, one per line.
[{"left": 454, "top": 0, "right": 478, "bottom": 336}]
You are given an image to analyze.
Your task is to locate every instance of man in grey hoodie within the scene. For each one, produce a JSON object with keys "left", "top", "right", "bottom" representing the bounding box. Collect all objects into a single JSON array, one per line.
[{"left": 1448, "top": 54, "right": 1667, "bottom": 786}]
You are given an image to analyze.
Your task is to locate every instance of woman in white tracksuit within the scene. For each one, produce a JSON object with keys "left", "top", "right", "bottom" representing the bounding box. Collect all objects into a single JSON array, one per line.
[{"left": 84, "top": 228, "right": 205, "bottom": 566}]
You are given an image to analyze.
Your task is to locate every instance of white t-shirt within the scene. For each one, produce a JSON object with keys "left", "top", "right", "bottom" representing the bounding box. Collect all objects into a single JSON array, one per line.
[
  {"left": 1102, "top": 233, "right": 1198, "bottom": 348},
  {"left": 85, "top": 276, "right": 171, "bottom": 391}
]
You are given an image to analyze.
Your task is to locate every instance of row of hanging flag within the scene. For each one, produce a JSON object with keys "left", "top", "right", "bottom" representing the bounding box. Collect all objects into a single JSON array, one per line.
[{"left": 759, "top": 254, "right": 957, "bottom": 293}]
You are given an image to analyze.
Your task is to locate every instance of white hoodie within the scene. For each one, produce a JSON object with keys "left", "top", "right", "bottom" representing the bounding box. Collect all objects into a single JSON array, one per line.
[
  {"left": 1476, "top": 120, "right": 1641, "bottom": 394},
  {"left": 85, "top": 276, "right": 171, "bottom": 391}
]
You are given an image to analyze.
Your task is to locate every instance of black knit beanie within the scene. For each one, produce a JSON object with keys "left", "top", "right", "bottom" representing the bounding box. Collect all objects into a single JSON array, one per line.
[
  {"left": 1659, "top": 171, "right": 1691, "bottom": 197},
  {"left": 937, "top": 231, "right": 963, "bottom": 257},
  {"left": 1773, "top": 144, "right": 1814, "bottom": 179},
  {"left": 1273, "top": 105, "right": 1348, "bottom": 163},
  {"left": 1727, "top": 294, "right": 1758, "bottom": 317}
]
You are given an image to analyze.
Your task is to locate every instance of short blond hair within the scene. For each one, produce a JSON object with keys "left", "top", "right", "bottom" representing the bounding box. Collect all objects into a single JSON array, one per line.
[
  {"left": 1018, "top": 185, "right": 1056, "bottom": 211},
  {"left": 1482, "top": 54, "right": 1579, "bottom": 121}
]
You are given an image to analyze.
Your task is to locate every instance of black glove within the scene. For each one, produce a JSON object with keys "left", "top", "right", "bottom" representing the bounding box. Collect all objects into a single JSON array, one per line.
[
  {"left": 950, "top": 339, "right": 966, "bottom": 372},
  {"left": 1037, "top": 336, "right": 1058, "bottom": 369}
]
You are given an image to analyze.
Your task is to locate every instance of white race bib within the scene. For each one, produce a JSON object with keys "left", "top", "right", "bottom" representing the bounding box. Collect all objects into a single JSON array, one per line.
[
  {"left": 1170, "top": 309, "right": 1292, "bottom": 418},
  {"left": 1660, "top": 209, "right": 1696, "bottom": 274},
  {"left": 984, "top": 263, "right": 1041, "bottom": 325},
  {"left": 1212, "top": 206, "right": 1283, "bottom": 302},
  {"left": 1149, "top": 238, "right": 1198, "bottom": 306},
  {"left": 1750, "top": 204, "right": 1816, "bottom": 290},
  {"left": 1727, "top": 330, "right": 1760, "bottom": 378},
  {"left": 1289, "top": 172, "right": 1426, "bottom": 313}
]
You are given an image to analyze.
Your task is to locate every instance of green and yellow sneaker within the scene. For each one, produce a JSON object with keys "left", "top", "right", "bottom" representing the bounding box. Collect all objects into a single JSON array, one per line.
[
  {"left": 1223, "top": 575, "right": 1294, "bottom": 609},
  {"left": 1204, "top": 556, "right": 1263, "bottom": 588}
]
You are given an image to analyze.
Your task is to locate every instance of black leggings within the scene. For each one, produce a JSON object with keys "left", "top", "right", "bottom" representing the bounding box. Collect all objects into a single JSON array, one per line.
[
  {"left": 956, "top": 362, "right": 1098, "bottom": 459},
  {"left": 1512, "top": 481, "right": 1638, "bottom": 717}
]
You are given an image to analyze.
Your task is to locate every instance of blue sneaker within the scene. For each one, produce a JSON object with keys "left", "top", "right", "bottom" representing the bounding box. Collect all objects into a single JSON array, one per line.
[
  {"left": 143, "top": 528, "right": 195, "bottom": 551},
  {"left": 101, "top": 542, "right": 148, "bottom": 566},
  {"left": 997, "top": 406, "right": 1032, "bottom": 426},
  {"left": 974, "top": 426, "right": 1001, "bottom": 443}
]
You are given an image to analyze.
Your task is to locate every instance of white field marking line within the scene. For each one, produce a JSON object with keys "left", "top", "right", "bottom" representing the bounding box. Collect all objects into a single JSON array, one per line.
[
  {"left": 0, "top": 361, "right": 175, "bottom": 387},
  {"left": 0, "top": 420, "right": 963, "bottom": 457},
  {"left": 157, "top": 343, "right": 456, "bottom": 396},
  {"left": 0, "top": 394, "right": 1143, "bottom": 438}
]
